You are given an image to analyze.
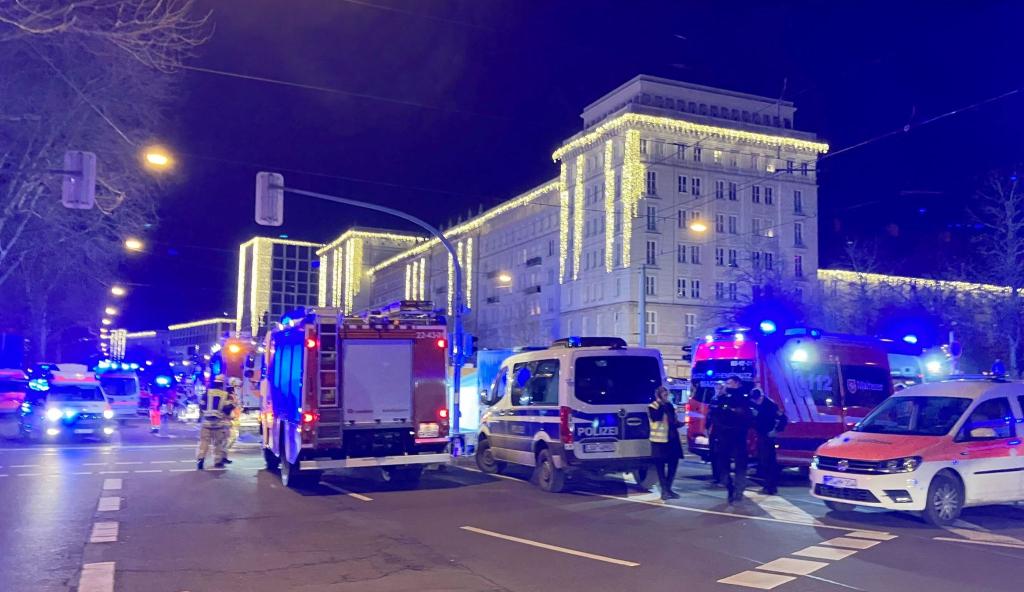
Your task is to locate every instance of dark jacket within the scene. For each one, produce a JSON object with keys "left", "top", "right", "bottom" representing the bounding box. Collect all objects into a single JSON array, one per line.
[
  {"left": 752, "top": 395, "right": 787, "bottom": 436},
  {"left": 707, "top": 389, "right": 753, "bottom": 435}
]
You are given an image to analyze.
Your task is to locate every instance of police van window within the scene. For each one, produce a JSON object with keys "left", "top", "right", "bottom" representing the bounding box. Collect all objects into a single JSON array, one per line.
[
  {"left": 962, "top": 397, "right": 1015, "bottom": 439},
  {"left": 511, "top": 360, "right": 560, "bottom": 406},
  {"left": 490, "top": 368, "right": 508, "bottom": 404},
  {"left": 574, "top": 355, "right": 659, "bottom": 405}
]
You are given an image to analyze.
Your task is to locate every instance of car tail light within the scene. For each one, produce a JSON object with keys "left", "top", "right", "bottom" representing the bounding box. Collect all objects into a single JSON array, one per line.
[
  {"left": 301, "top": 411, "right": 318, "bottom": 424},
  {"left": 684, "top": 401, "right": 691, "bottom": 424},
  {"left": 559, "top": 406, "right": 573, "bottom": 444},
  {"left": 437, "top": 408, "right": 449, "bottom": 420}
]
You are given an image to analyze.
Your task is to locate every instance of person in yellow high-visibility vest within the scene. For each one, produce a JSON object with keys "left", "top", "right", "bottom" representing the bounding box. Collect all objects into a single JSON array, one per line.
[
  {"left": 648, "top": 385, "right": 683, "bottom": 500},
  {"left": 196, "top": 378, "right": 235, "bottom": 470}
]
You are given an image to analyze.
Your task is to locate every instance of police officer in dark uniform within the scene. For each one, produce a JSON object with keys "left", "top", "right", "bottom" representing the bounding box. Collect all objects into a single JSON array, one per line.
[
  {"left": 750, "top": 387, "right": 787, "bottom": 495},
  {"left": 708, "top": 375, "right": 754, "bottom": 503}
]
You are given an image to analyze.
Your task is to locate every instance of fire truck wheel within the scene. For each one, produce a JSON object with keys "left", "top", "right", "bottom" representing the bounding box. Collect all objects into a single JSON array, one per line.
[
  {"left": 281, "top": 455, "right": 320, "bottom": 489},
  {"left": 263, "top": 447, "right": 280, "bottom": 472},
  {"left": 475, "top": 439, "right": 506, "bottom": 474},
  {"left": 535, "top": 449, "right": 567, "bottom": 493},
  {"left": 382, "top": 466, "right": 423, "bottom": 487}
]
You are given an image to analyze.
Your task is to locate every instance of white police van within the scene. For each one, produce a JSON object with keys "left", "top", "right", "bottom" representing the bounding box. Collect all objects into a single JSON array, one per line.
[{"left": 475, "top": 337, "right": 665, "bottom": 492}]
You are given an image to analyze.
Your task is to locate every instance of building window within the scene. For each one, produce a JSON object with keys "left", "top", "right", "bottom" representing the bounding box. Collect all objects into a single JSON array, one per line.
[
  {"left": 676, "top": 144, "right": 685, "bottom": 160},
  {"left": 765, "top": 186, "right": 774, "bottom": 205},
  {"left": 752, "top": 186, "right": 761, "bottom": 204},
  {"left": 728, "top": 249, "right": 738, "bottom": 267},
  {"left": 677, "top": 244, "right": 686, "bottom": 263},
  {"left": 691, "top": 177, "right": 701, "bottom": 196},
  {"left": 640, "top": 139, "right": 648, "bottom": 155},
  {"left": 794, "top": 190, "right": 804, "bottom": 214},
  {"left": 645, "top": 275, "right": 656, "bottom": 296},
  {"left": 646, "top": 170, "right": 657, "bottom": 195},
  {"left": 715, "top": 281, "right": 725, "bottom": 300},
  {"left": 728, "top": 282, "right": 738, "bottom": 301},
  {"left": 690, "top": 280, "right": 701, "bottom": 299},
  {"left": 794, "top": 255, "right": 804, "bottom": 277},
  {"left": 801, "top": 162, "right": 809, "bottom": 176},
  {"left": 751, "top": 154, "right": 759, "bottom": 170},
  {"left": 752, "top": 218, "right": 761, "bottom": 236},
  {"left": 645, "top": 311, "right": 657, "bottom": 335},
  {"left": 715, "top": 214, "right": 725, "bottom": 233},
  {"left": 715, "top": 180, "right": 725, "bottom": 200},
  {"left": 693, "top": 146, "right": 702, "bottom": 162},
  {"left": 728, "top": 182, "right": 737, "bottom": 201},
  {"left": 728, "top": 215, "right": 738, "bottom": 234},
  {"left": 715, "top": 247, "right": 724, "bottom": 266},
  {"left": 689, "top": 245, "right": 701, "bottom": 264},
  {"left": 690, "top": 210, "right": 701, "bottom": 223},
  {"left": 646, "top": 205, "right": 657, "bottom": 231},
  {"left": 677, "top": 209, "right": 684, "bottom": 229},
  {"left": 795, "top": 223, "right": 804, "bottom": 247},
  {"left": 786, "top": 160, "right": 794, "bottom": 174},
  {"left": 685, "top": 313, "right": 696, "bottom": 338},
  {"left": 752, "top": 251, "right": 761, "bottom": 269},
  {"left": 765, "top": 252, "right": 774, "bottom": 271},
  {"left": 676, "top": 278, "right": 686, "bottom": 297},
  {"left": 678, "top": 175, "right": 687, "bottom": 193},
  {"left": 646, "top": 240, "right": 657, "bottom": 265},
  {"left": 713, "top": 149, "right": 722, "bottom": 164}
]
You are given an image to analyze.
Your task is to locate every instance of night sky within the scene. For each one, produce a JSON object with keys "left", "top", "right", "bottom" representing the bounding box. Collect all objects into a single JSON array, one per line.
[{"left": 121, "top": 0, "right": 1024, "bottom": 331}]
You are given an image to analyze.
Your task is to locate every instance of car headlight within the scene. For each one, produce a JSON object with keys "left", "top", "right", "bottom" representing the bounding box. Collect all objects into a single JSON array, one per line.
[
  {"left": 810, "top": 455, "right": 820, "bottom": 469},
  {"left": 880, "top": 456, "right": 922, "bottom": 473},
  {"left": 45, "top": 407, "right": 63, "bottom": 422},
  {"left": 103, "top": 409, "right": 115, "bottom": 419}
]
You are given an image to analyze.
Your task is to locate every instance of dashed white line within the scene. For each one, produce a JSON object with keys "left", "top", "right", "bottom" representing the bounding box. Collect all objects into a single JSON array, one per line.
[
  {"left": 77, "top": 561, "right": 115, "bottom": 592},
  {"left": 168, "top": 468, "right": 193, "bottom": 472},
  {"left": 150, "top": 460, "right": 178, "bottom": 464},
  {"left": 792, "top": 545, "right": 859, "bottom": 561},
  {"left": 17, "top": 473, "right": 41, "bottom": 477},
  {"left": 89, "top": 522, "right": 119, "bottom": 544},
  {"left": 97, "top": 496, "right": 121, "bottom": 512},
  {"left": 133, "top": 469, "right": 162, "bottom": 473},
  {"left": 757, "top": 557, "right": 829, "bottom": 576},
  {"left": 460, "top": 526, "right": 640, "bottom": 567},
  {"left": 933, "top": 536, "right": 1024, "bottom": 550},
  {"left": 102, "top": 478, "right": 122, "bottom": 491},
  {"left": 11, "top": 464, "right": 38, "bottom": 468},
  {"left": 72, "top": 471, "right": 94, "bottom": 475},
  {"left": 820, "top": 536, "right": 881, "bottom": 550},
  {"left": 718, "top": 571, "right": 796, "bottom": 590},
  {"left": 322, "top": 482, "right": 373, "bottom": 501},
  {"left": 114, "top": 461, "right": 143, "bottom": 465},
  {"left": 846, "top": 530, "right": 898, "bottom": 541},
  {"left": 98, "top": 471, "right": 130, "bottom": 475},
  {"left": 84, "top": 463, "right": 108, "bottom": 466}
]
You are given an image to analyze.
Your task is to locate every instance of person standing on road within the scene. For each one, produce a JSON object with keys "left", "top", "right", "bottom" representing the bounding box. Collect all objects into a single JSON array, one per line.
[
  {"left": 648, "top": 385, "right": 683, "bottom": 500},
  {"left": 708, "top": 382, "right": 727, "bottom": 487},
  {"left": 750, "top": 387, "right": 787, "bottom": 495},
  {"left": 708, "top": 375, "right": 754, "bottom": 503},
  {"left": 196, "top": 378, "right": 235, "bottom": 470},
  {"left": 223, "top": 387, "right": 241, "bottom": 464}
]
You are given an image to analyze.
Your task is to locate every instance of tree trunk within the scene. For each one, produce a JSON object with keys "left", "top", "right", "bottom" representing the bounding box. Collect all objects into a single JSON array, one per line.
[{"left": 35, "top": 306, "right": 48, "bottom": 362}]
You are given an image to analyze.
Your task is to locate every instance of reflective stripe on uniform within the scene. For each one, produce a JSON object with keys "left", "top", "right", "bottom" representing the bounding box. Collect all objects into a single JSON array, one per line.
[{"left": 649, "top": 402, "right": 668, "bottom": 443}]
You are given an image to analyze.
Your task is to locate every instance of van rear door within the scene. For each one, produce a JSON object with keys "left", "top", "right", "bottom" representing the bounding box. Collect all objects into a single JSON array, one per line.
[
  {"left": 570, "top": 354, "right": 660, "bottom": 460},
  {"left": 341, "top": 339, "right": 413, "bottom": 426}
]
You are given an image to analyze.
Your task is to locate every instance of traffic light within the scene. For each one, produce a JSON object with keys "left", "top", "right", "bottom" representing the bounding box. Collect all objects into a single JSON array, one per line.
[
  {"left": 462, "top": 333, "right": 478, "bottom": 358},
  {"left": 61, "top": 151, "right": 97, "bottom": 210},
  {"left": 255, "top": 171, "right": 284, "bottom": 226}
]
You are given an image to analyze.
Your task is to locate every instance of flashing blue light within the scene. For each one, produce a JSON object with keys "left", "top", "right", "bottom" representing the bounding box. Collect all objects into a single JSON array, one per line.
[
  {"left": 759, "top": 320, "right": 777, "bottom": 335},
  {"left": 154, "top": 376, "right": 171, "bottom": 387},
  {"left": 902, "top": 334, "right": 919, "bottom": 345},
  {"left": 129, "top": 363, "right": 139, "bottom": 370},
  {"left": 567, "top": 336, "right": 582, "bottom": 347},
  {"left": 790, "top": 347, "right": 810, "bottom": 363},
  {"left": 98, "top": 360, "right": 111, "bottom": 369},
  {"left": 704, "top": 334, "right": 714, "bottom": 343},
  {"left": 706, "top": 369, "right": 714, "bottom": 377}
]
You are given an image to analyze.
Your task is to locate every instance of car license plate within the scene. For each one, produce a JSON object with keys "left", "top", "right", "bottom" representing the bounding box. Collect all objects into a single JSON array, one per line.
[
  {"left": 74, "top": 428, "right": 94, "bottom": 434},
  {"left": 695, "top": 435, "right": 709, "bottom": 447},
  {"left": 823, "top": 475, "right": 857, "bottom": 488},
  {"left": 583, "top": 442, "right": 616, "bottom": 453}
]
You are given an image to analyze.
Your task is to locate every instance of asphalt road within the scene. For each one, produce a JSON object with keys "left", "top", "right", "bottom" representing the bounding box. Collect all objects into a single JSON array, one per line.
[{"left": 2, "top": 421, "right": 1023, "bottom": 592}]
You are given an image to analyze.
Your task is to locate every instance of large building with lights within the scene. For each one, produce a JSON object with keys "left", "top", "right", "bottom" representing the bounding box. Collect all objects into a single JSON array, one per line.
[
  {"left": 305, "top": 75, "right": 829, "bottom": 376},
  {"left": 235, "top": 236, "right": 322, "bottom": 335}
]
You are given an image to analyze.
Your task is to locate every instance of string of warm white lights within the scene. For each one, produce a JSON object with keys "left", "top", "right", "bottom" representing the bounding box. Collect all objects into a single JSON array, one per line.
[
  {"left": 572, "top": 154, "right": 585, "bottom": 281},
  {"left": 603, "top": 139, "right": 615, "bottom": 272},
  {"left": 558, "top": 164, "right": 569, "bottom": 284}
]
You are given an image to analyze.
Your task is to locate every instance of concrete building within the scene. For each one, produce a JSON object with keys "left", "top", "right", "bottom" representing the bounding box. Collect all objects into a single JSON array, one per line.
[
  {"left": 315, "top": 228, "right": 427, "bottom": 313},
  {"left": 344, "top": 75, "right": 828, "bottom": 377},
  {"left": 123, "top": 317, "right": 238, "bottom": 361},
  {"left": 235, "top": 237, "right": 322, "bottom": 335}
]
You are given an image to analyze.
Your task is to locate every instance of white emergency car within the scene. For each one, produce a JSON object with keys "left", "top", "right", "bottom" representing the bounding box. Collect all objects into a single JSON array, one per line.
[
  {"left": 475, "top": 337, "right": 665, "bottom": 493},
  {"left": 810, "top": 378, "right": 1024, "bottom": 525}
]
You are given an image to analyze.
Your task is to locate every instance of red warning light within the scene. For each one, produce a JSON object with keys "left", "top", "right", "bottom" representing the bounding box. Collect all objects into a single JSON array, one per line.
[
  {"left": 436, "top": 338, "right": 447, "bottom": 349},
  {"left": 305, "top": 338, "right": 318, "bottom": 349}
]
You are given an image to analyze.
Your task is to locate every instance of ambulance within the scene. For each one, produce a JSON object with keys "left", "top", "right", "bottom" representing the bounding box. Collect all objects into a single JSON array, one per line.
[{"left": 475, "top": 337, "right": 664, "bottom": 493}]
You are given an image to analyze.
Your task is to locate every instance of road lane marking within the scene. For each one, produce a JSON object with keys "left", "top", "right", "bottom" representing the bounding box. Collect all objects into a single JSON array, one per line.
[
  {"left": 84, "top": 463, "right": 108, "bottom": 466},
  {"left": 820, "top": 537, "right": 880, "bottom": 550},
  {"left": 791, "top": 545, "right": 858, "bottom": 561},
  {"left": 99, "top": 471, "right": 130, "bottom": 475},
  {"left": 846, "top": 530, "right": 897, "bottom": 541},
  {"left": 756, "top": 557, "right": 829, "bottom": 576},
  {"left": 745, "top": 491, "right": 823, "bottom": 526},
  {"left": 114, "top": 461, "right": 143, "bottom": 465},
  {"left": 78, "top": 561, "right": 115, "bottom": 592},
  {"left": 17, "top": 473, "right": 41, "bottom": 476},
  {"left": 933, "top": 536, "right": 1024, "bottom": 550},
  {"left": 460, "top": 526, "right": 639, "bottom": 567},
  {"left": 133, "top": 469, "right": 162, "bottom": 473},
  {"left": 322, "top": 483, "right": 373, "bottom": 501},
  {"left": 945, "top": 520, "right": 1024, "bottom": 547},
  {"left": 89, "top": 522, "right": 119, "bottom": 544},
  {"left": 169, "top": 468, "right": 193, "bottom": 472},
  {"left": 102, "top": 478, "right": 122, "bottom": 490},
  {"left": 718, "top": 571, "right": 796, "bottom": 590},
  {"left": 150, "top": 460, "right": 178, "bottom": 464},
  {"left": 0, "top": 474, "right": 7, "bottom": 477},
  {"left": 97, "top": 497, "right": 121, "bottom": 512},
  {"left": 11, "top": 464, "right": 38, "bottom": 468}
]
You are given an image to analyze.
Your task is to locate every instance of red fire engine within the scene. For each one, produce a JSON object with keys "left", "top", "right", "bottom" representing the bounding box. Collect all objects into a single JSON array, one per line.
[
  {"left": 261, "top": 301, "right": 451, "bottom": 488},
  {"left": 686, "top": 326, "right": 893, "bottom": 466}
]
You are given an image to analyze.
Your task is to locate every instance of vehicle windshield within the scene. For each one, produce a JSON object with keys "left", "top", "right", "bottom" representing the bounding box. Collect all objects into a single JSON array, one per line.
[
  {"left": 100, "top": 376, "right": 139, "bottom": 397},
  {"left": 854, "top": 395, "right": 971, "bottom": 436},
  {"left": 574, "top": 355, "right": 661, "bottom": 405},
  {"left": 48, "top": 385, "right": 106, "bottom": 402},
  {"left": 690, "top": 359, "right": 756, "bottom": 403}
]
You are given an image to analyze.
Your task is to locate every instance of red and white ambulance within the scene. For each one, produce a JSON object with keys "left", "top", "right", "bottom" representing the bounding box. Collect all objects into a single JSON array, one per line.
[
  {"left": 811, "top": 378, "right": 1024, "bottom": 525},
  {"left": 686, "top": 326, "right": 893, "bottom": 466}
]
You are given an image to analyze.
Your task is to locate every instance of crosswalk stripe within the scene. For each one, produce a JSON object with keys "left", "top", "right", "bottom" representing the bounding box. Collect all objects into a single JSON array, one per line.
[
  {"left": 97, "top": 497, "right": 121, "bottom": 512},
  {"left": 820, "top": 536, "right": 880, "bottom": 550},
  {"left": 846, "top": 530, "right": 897, "bottom": 541},
  {"left": 745, "top": 491, "right": 823, "bottom": 525},
  {"left": 89, "top": 522, "right": 119, "bottom": 543},
  {"left": 946, "top": 521, "right": 1024, "bottom": 546},
  {"left": 102, "top": 478, "right": 122, "bottom": 490},
  {"left": 791, "top": 545, "right": 858, "bottom": 561},
  {"left": 756, "top": 557, "right": 829, "bottom": 576},
  {"left": 78, "top": 561, "right": 115, "bottom": 592},
  {"left": 718, "top": 571, "right": 796, "bottom": 589}
]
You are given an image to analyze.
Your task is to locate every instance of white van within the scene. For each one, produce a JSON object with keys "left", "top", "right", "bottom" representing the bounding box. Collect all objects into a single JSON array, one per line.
[{"left": 475, "top": 337, "right": 665, "bottom": 492}]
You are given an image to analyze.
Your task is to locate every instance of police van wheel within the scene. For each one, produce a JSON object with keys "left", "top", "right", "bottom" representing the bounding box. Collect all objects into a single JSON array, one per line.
[
  {"left": 475, "top": 439, "right": 506, "bottom": 474},
  {"left": 535, "top": 449, "right": 567, "bottom": 493},
  {"left": 281, "top": 456, "right": 319, "bottom": 489},
  {"left": 263, "top": 447, "right": 280, "bottom": 472}
]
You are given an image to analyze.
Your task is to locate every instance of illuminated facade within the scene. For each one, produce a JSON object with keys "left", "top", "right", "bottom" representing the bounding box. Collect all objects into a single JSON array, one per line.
[
  {"left": 124, "top": 318, "right": 237, "bottom": 360},
  {"left": 236, "top": 237, "right": 322, "bottom": 335},
  {"left": 316, "top": 228, "right": 426, "bottom": 314}
]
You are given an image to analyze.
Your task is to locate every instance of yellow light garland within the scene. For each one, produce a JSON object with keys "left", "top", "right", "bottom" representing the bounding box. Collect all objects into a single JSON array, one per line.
[
  {"left": 124, "top": 330, "right": 158, "bottom": 339},
  {"left": 604, "top": 140, "right": 615, "bottom": 272},
  {"left": 235, "top": 241, "right": 249, "bottom": 332},
  {"left": 317, "top": 255, "right": 327, "bottom": 306},
  {"left": 344, "top": 245, "right": 355, "bottom": 314},
  {"left": 620, "top": 129, "right": 644, "bottom": 267},
  {"left": 558, "top": 163, "right": 569, "bottom": 284},
  {"left": 817, "top": 269, "right": 1011, "bottom": 296},
  {"left": 405, "top": 261, "right": 412, "bottom": 300},
  {"left": 418, "top": 257, "right": 426, "bottom": 300},
  {"left": 317, "top": 229, "right": 424, "bottom": 257},
  {"left": 552, "top": 111, "right": 829, "bottom": 162},
  {"left": 447, "top": 251, "right": 454, "bottom": 315},
  {"left": 168, "top": 318, "right": 236, "bottom": 331},
  {"left": 249, "top": 239, "right": 260, "bottom": 335},
  {"left": 465, "top": 236, "right": 473, "bottom": 308},
  {"left": 573, "top": 154, "right": 585, "bottom": 281}
]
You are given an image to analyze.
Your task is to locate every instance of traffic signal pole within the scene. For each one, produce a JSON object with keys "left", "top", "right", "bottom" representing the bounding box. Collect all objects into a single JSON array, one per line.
[{"left": 265, "top": 184, "right": 468, "bottom": 455}]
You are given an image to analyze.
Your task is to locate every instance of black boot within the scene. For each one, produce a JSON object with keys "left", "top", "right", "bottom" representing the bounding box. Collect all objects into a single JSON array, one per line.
[{"left": 196, "top": 458, "right": 204, "bottom": 470}]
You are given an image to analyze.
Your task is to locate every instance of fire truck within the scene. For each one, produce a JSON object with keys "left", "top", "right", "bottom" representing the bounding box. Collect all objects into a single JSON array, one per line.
[
  {"left": 686, "top": 325, "right": 893, "bottom": 467},
  {"left": 210, "top": 336, "right": 261, "bottom": 411},
  {"left": 261, "top": 301, "right": 451, "bottom": 488}
]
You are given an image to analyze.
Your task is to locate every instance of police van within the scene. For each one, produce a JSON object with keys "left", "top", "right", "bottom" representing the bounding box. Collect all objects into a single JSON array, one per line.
[{"left": 475, "top": 337, "right": 664, "bottom": 492}]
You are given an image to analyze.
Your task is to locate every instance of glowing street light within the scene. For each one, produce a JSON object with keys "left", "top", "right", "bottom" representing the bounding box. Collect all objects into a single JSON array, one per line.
[
  {"left": 110, "top": 285, "right": 126, "bottom": 297},
  {"left": 101, "top": 318, "right": 112, "bottom": 326},
  {"left": 689, "top": 221, "right": 708, "bottom": 232},
  {"left": 497, "top": 272, "right": 512, "bottom": 284},
  {"left": 124, "top": 237, "right": 144, "bottom": 252},
  {"left": 104, "top": 306, "right": 118, "bottom": 316},
  {"left": 141, "top": 145, "right": 174, "bottom": 171}
]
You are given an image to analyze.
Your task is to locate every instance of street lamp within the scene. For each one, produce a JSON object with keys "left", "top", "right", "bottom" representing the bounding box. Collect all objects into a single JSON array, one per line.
[
  {"left": 124, "top": 238, "right": 144, "bottom": 252},
  {"left": 104, "top": 306, "right": 118, "bottom": 316},
  {"left": 689, "top": 221, "right": 708, "bottom": 232},
  {"left": 141, "top": 145, "right": 173, "bottom": 171},
  {"left": 101, "top": 318, "right": 112, "bottom": 326},
  {"left": 497, "top": 272, "right": 513, "bottom": 285},
  {"left": 110, "top": 285, "right": 126, "bottom": 297}
]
